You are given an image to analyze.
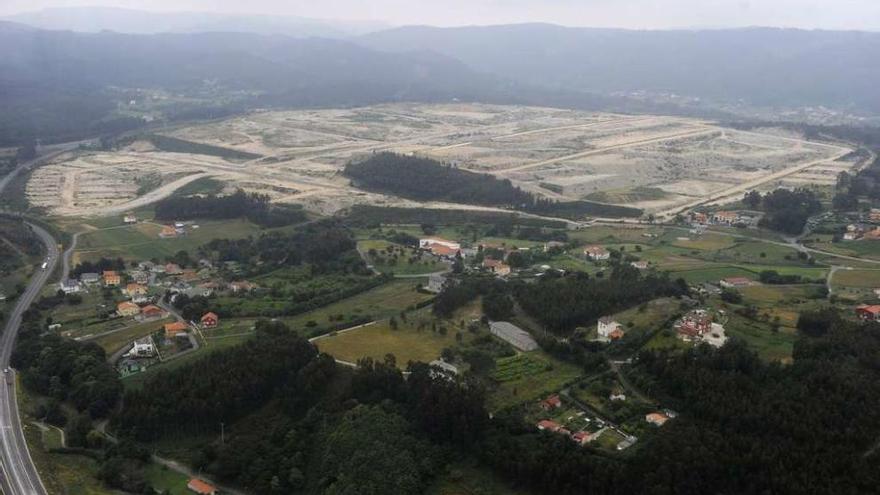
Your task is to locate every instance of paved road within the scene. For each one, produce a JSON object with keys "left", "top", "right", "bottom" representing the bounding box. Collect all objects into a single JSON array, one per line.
[{"left": 0, "top": 223, "right": 57, "bottom": 495}]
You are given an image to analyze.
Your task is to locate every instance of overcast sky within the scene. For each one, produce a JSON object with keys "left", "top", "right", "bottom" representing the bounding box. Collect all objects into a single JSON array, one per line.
[{"left": 2, "top": 0, "right": 878, "bottom": 31}]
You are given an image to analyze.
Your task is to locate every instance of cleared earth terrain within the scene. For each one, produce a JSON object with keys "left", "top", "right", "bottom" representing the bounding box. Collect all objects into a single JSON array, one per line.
[{"left": 26, "top": 103, "right": 860, "bottom": 219}]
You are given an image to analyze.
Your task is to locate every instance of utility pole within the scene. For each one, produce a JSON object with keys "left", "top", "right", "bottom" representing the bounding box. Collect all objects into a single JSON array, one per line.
[{"left": 220, "top": 422, "right": 225, "bottom": 445}]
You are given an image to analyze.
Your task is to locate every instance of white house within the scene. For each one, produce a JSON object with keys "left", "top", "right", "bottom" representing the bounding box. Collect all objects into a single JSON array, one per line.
[
  {"left": 597, "top": 317, "right": 623, "bottom": 341},
  {"left": 584, "top": 245, "right": 610, "bottom": 261},
  {"left": 60, "top": 279, "right": 82, "bottom": 294},
  {"left": 126, "top": 337, "right": 155, "bottom": 358}
]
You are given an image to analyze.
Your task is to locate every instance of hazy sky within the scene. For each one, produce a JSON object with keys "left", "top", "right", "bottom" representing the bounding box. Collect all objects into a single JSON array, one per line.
[{"left": 2, "top": 0, "right": 879, "bottom": 31}]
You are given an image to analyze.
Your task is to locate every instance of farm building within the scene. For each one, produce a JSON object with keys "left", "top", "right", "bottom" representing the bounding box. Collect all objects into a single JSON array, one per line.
[
  {"left": 159, "top": 225, "right": 178, "bottom": 238},
  {"left": 490, "top": 321, "right": 538, "bottom": 351}
]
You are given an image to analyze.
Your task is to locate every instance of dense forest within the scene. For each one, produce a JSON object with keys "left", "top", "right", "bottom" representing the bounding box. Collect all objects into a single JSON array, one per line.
[
  {"left": 512, "top": 264, "right": 688, "bottom": 333},
  {"left": 153, "top": 189, "right": 306, "bottom": 227},
  {"left": 344, "top": 153, "right": 642, "bottom": 219},
  {"left": 201, "top": 221, "right": 367, "bottom": 275},
  {"left": 743, "top": 187, "right": 822, "bottom": 234},
  {"left": 13, "top": 295, "right": 121, "bottom": 420}
]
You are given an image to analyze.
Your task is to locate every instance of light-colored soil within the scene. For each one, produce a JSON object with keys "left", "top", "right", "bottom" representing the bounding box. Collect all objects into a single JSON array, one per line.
[{"left": 25, "top": 103, "right": 861, "bottom": 219}]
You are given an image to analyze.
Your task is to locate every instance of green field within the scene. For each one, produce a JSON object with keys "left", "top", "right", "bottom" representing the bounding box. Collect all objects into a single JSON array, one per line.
[
  {"left": 315, "top": 320, "right": 463, "bottom": 366},
  {"left": 492, "top": 355, "right": 549, "bottom": 382},
  {"left": 724, "top": 312, "right": 798, "bottom": 362},
  {"left": 489, "top": 352, "right": 583, "bottom": 410},
  {"left": 144, "top": 463, "right": 193, "bottom": 495},
  {"left": 358, "top": 239, "right": 447, "bottom": 275},
  {"left": 92, "top": 319, "right": 171, "bottom": 354},
  {"left": 73, "top": 218, "right": 262, "bottom": 264},
  {"left": 283, "top": 278, "right": 433, "bottom": 336},
  {"left": 832, "top": 269, "right": 880, "bottom": 288}
]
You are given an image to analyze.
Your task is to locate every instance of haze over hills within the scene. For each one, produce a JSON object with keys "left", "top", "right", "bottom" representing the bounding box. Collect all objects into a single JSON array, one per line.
[
  {"left": 3, "top": 6, "right": 390, "bottom": 37},
  {"left": 359, "top": 23, "right": 880, "bottom": 114},
  {"left": 2, "top": 12, "right": 880, "bottom": 146}
]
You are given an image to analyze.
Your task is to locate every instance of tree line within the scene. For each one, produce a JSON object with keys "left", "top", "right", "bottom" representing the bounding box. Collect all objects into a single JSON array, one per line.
[
  {"left": 154, "top": 189, "right": 306, "bottom": 227},
  {"left": 345, "top": 152, "right": 641, "bottom": 219}
]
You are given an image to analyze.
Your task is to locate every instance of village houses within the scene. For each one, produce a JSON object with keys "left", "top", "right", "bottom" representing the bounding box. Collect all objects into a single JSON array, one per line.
[
  {"left": 597, "top": 316, "right": 624, "bottom": 341},
  {"left": 117, "top": 301, "right": 141, "bottom": 317},
  {"left": 103, "top": 270, "right": 121, "bottom": 287}
]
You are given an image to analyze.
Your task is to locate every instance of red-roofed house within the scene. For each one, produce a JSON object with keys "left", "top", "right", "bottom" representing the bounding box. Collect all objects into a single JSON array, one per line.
[
  {"left": 141, "top": 305, "right": 165, "bottom": 320},
  {"left": 103, "top": 270, "right": 121, "bottom": 287},
  {"left": 165, "top": 263, "right": 183, "bottom": 275},
  {"left": 187, "top": 478, "right": 217, "bottom": 495},
  {"left": 200, "top": 312, "right": 219, "bottom": 328},
  {"left": 540, "top": 394, "right": 562, "bottom": 410},
  {"left": 646, "top": 412, "right": 670, "bottom": 426},
  {"left": 571, "top": 431, "right": 595, "bottom": 445},
  {"left": 856, "top": 304, "right": 880, "bottom": 322},
  {"left": 164, "top": 321, "right": 189, "bottom": 338},
  {"left": 537, "top": 420, "right": 561, "bottom": 432}
]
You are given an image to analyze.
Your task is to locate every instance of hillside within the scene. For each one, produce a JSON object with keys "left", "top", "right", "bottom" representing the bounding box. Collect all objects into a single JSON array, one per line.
[{"left": 359, "top": 24, "right": 880, "bottom": 113}]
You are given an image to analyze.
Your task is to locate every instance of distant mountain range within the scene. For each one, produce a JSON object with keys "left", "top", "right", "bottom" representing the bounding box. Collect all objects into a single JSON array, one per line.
[
  {"left": 2, "top": 7, "right": 389, "bottom": 38},
  {"left": 1, "top": 11, "right": 879, "bottom": 145},
  {"left": 359, "top": 23, "right": 880, "bottom": 114}
]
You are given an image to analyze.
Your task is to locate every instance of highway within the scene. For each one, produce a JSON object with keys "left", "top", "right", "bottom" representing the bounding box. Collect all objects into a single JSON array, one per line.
[
  {"left": 0, "top": 144, "right": 75, "bottom": 495},
  {"left": 0, "top": 223, "right": 56, "bottom": 495}
]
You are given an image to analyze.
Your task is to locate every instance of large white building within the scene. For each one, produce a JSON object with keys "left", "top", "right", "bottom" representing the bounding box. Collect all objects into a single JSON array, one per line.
[{"left": 490, "top": 321, "right": 538, "bottom": 351}]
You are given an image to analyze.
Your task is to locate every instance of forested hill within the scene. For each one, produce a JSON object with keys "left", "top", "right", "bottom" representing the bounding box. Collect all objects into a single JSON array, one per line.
[
  {"left": 344, "top": 152, "right": 642, "bottom": 219},
  {"left": 359, "top": 24, "right": 880, "bottom": 113}
]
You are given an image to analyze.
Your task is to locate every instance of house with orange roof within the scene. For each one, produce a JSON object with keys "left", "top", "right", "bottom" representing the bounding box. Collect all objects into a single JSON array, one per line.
[
  {"left": 646, "top": 412, "right": 670, "bottom": 426},
  {"left": 571, "top": 430, "right": 596, "bottom": 445},
  {"left": 116, "top": 301, "right": 141, "bottom": 317},
  {"left": 539, "top": 394, "right": 562, "bottom": 411},
  {"left": 141, "top": 305, "right": 165, "bottom": 320},
  {"left": 719, "top": 276, "right": 754, "bottom": 288},
  {"left": 164, "top": 321, "right": 189, "bottom": 338},
  {"left": 124, "top": 283, "right": 148, "bottom": 298},
  {"left": 186, "top": 478, "right": 217, "bottom": 495},
  {"left": 856, "top": 304, "right": 880, "bottom": 322},
  {"left": 537, "top": 419, "right": 561, "bottom": 432},
  {"left": 711, "top": 211, "right": 739, "bottom": 225},
  {"left": 200, "top": 312, "right": 219, "bottom": 328},
  {"left": 103, "top": 270, "right": 121, "bottom": 287}
]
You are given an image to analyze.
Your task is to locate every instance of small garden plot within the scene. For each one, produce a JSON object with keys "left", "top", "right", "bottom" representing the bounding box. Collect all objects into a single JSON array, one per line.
[
  {"left": 595, "top": 428, "right": 628, "bottom": 451},
  {"left": 489, "top": 352, "right": 583, "bottom": 410},
  {"left": 492, "top": 355, "right": 548, "bottom": 382}
]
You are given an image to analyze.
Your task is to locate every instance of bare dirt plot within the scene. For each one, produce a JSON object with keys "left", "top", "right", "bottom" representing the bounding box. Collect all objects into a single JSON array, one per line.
[{"left": 26, "top": 103, "right": 859, "bottom": 220}]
